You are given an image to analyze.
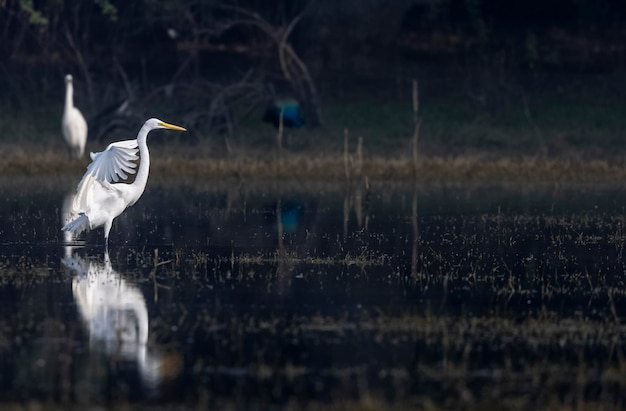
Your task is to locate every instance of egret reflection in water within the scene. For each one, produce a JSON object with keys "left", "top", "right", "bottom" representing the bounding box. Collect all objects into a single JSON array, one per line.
[
  {"left": 61, "top": 192, "right": 78, "bottom": 244},
  {"left": 62, "top": 250, "right": 164, "bottom": 392}
]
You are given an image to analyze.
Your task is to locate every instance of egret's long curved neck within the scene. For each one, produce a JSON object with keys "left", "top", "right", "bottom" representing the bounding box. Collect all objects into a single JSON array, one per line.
[
  {"left": 133, "top": 124, "right": 152, "bottom": 200},
  {"left": 65, "top": 81, "right": 74, "bottom": 111}
]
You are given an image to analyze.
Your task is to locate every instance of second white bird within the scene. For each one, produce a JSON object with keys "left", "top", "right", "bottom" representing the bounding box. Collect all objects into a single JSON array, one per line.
[{"left": 62, "top": 74, "right": 88, "bottom": 158}]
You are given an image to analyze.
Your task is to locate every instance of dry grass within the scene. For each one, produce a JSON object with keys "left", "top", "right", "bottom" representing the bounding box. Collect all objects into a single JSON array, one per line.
[{"left": 2, "top": 140, "right": 626, "bottom": 183}]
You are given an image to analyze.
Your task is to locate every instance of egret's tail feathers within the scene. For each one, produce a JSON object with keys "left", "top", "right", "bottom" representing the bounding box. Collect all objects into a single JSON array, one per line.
[{"left": 62, "top": 213, "right": 90, "bottom": 235}]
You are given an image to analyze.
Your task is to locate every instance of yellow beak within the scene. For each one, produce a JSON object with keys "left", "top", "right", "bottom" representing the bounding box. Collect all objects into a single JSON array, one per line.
[{"left": 159, "top": 121, "right": 187, "bottom": 132}]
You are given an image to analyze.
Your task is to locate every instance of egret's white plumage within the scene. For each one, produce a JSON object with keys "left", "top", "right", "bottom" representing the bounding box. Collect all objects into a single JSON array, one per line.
[
  {"left": 62, "top": 118, "right": 186, "bottom": 246},
  {"left": 62, "top": 74, "right": 88, "bottom": 158},
  {"left": 63, "top": 250, "right": 163, "bottom": 387}
]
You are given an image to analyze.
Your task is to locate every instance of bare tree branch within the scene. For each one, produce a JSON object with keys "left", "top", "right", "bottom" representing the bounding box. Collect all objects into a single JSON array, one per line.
[
  {"left": 215, "top": 3, "right": 323, "bottom": 126},
  {"left": 64, "top": 25, "right": 94, "bottom": 113}
]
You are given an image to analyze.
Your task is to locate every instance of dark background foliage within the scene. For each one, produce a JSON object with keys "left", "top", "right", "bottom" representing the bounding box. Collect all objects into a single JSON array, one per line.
[{"left": 3, "top": 0, "right": 626, "bottom": 144}]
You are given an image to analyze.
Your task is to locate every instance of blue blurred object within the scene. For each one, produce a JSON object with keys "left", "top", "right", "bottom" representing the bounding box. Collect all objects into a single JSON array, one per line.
[
  {"left": 263, "top": 99, "right": 305, "bottom": 128},
  {"left": 280, "top": 201, "right": 303, "bottom": 233}
]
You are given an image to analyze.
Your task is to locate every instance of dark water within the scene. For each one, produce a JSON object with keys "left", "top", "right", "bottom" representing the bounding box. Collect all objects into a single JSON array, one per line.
[{"left": 2, "top": 177, "right": 626, "bottom": 410}]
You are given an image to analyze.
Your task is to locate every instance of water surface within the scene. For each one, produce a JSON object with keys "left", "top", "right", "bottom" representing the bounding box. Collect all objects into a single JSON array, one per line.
[{"left": 2, "top": 177, "right": 626, "bottom": 409}]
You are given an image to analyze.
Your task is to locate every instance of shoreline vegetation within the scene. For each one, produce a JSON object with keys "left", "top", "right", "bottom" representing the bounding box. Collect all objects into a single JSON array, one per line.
[
  {"left": 4, "top": 94, "right": 626, "bottom": 183},
  {"left": 4, "top": 144, "right": 626, "bottom": 183}
]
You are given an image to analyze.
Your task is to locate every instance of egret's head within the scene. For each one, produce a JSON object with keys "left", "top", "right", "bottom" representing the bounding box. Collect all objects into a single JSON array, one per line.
[
  {"left": 65, "top": 74, "right": 73, "bottom": 84},
  {"left": 145, "top": 118, "right": 187, "bottom": 132}
]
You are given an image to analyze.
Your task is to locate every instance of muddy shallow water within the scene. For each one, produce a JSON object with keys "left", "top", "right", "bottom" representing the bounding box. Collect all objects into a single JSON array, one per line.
[{"left": 2, "top": 177, "right": 626, "bottom": 410}]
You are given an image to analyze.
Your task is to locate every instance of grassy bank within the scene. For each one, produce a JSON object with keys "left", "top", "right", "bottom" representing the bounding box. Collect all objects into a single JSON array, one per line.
[
  {"left": 2, "top": 96, "right": 626, "bottom": 182},
  {"left": 4, "top": 145, "right": 626, "bottom": 183}
]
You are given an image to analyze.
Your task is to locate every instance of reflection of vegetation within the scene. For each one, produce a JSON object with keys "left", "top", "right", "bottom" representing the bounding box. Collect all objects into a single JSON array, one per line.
[
  {"left": 194, "top": 248, "right": 389, "bottom": 268},
  {"left": 5, "top": 179, "right": 626, "bottom": 409},
  {"left": 3, "top": 203, "right": 626, "bottom": 408}
]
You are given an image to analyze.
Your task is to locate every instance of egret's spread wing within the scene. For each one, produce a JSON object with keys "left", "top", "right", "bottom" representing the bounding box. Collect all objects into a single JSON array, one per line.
[{"left": 87, "top": 140, "right": 139, "bottom": 183}]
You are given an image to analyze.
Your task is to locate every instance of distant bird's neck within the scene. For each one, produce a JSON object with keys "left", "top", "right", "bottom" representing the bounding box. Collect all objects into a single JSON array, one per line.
[{"left": 65, "top": 82, "right": 74, "bottom": 111}]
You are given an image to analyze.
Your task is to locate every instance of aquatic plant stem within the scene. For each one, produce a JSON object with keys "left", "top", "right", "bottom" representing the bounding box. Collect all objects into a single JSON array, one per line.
[{"left": 412, "top": 79, "right": 422, "bottom": 179}]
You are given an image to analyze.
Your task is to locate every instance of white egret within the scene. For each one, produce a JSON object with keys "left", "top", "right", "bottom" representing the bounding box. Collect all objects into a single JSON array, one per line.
[
  {"left": 62, "top": 74, "right": 88, "bottom": 158},
  {"left": 62, "top": 118, "right": 186, "bottom": 246}
]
